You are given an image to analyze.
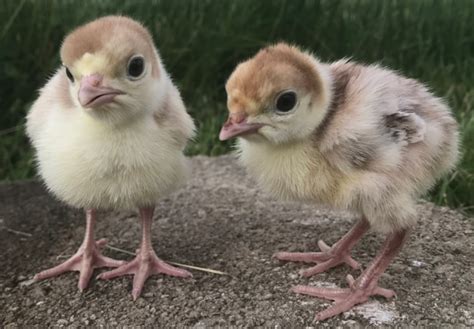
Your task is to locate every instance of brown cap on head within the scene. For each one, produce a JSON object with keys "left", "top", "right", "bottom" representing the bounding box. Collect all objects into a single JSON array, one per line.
[
  {"left": 60, "top": 16, "right": 159, "bottom": 77},
  {"left": 225, "top": 43, "right": 325, "bottom": 116}
]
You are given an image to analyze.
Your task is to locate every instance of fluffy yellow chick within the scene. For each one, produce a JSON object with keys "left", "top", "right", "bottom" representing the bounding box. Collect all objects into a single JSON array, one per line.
[
  {"left": 27, "top": 16, "right": 195, "bottom": 299},
  {"left": 220, "top": 43, "right": 459, "bottom": 320}
]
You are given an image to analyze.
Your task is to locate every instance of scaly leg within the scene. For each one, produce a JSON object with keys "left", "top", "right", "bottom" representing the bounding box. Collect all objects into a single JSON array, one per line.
[
  {"left": 275, "top": 219, "right": 370, "bottom": 276},
  {"left": 293, "top": 229, "right": 408, "bottom": 321},
  {"left": 34, "top": 209, "right": 125, "bottom": 290},
  {"left": 98, "top": 207, "right": 192, "bottom": 300}
]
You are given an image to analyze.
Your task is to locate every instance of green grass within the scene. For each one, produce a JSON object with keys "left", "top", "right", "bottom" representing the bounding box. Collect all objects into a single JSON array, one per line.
[{"left": 0, "top": 0, "right": 473, "bottom": 212}]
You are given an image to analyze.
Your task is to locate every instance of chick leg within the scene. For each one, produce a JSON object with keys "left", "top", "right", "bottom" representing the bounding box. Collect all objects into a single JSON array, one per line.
[
  {"left": 275, "top": 219, "right": 369, "bottom": 276},
  {"left": 293, "top": 229, "right": 407, "bottom": 321},
  {"left": 34, "top": 209, "right": 125, "bottom": 290},
  {"left": 98, "top": 207, "right": 192, "bottom": 300}
]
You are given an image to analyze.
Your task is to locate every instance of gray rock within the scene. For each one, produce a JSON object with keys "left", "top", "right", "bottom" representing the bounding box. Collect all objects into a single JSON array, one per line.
[{"left": 0, "top": 156, "right": 472, "bottom": 327}]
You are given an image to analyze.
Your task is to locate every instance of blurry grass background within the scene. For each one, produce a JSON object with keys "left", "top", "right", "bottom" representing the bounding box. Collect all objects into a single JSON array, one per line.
[{"left": 0, "top": 0, "right": 473, "bottom": 212}]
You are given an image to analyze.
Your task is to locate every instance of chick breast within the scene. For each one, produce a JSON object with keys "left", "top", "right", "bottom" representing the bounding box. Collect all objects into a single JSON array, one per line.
[{"left": 28, "top": 72, "right": 192, "bottom": 210}]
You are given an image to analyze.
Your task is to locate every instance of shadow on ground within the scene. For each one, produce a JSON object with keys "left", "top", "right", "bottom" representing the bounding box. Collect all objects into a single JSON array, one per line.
[{"left": 0, "top": 156, "right": 472, "bottom": 327}]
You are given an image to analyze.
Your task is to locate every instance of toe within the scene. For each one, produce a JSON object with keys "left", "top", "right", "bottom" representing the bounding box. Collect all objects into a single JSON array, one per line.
[
  {"left": 96, "top": 255, "right": 126, "bottom": 268},
  {"left": 78, "top": 263, "right": 94, "bottom": 291},
  {"left": 154, "top": 259, "right": 192, "bottom": 278},
  {"left": 300, "top": 261, "right": 336, "bottom": 277},
  {"left": 315, "top": 298, "right": 357, "bottom": 321},
  {"left": 317, "top": 240, "right": 331, "bottom": 252},
  {"left": 274, "top": 251, "right": 327, "bottom": 263},
  {"left": 97, "top": 261, "right": 135, "bottom": 280},
  {"left": 344, "top": 255, "right": 360, "bottom": 270},
  {"left": 132, "top": 265, "right": 150, "bottom": 300},
  {"left": 374, "top": 286, "right": 396, "bottom": 299},
  {"left": 96, "top": 238, "right": 108, "bottom": 248},
  {"left": 34, "top": 256, "right": 80, "bottom": 281},
  {"left": 292, "top": 284, "right": 350, "bottom": 301}
]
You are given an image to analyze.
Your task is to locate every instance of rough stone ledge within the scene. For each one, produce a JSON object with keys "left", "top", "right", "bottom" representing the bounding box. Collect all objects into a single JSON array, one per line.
[{"left": 0, "top": 156, "right": 472, "bottom": 327}]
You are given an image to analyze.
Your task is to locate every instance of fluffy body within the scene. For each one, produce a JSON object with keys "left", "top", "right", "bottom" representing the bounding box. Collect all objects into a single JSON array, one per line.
[
  {"left": 28, "top": 70, "right": 193, "bottom": 210},
  {"left": 27, "top": 16, "right": 195, "bottom": 210},
  {"left": 231, "top": 45, "right": 459, "bottom": 233}
]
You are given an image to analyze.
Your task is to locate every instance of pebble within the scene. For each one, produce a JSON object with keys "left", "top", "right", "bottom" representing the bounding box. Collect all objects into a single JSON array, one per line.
[{"left": 262, "top": 293, "right": 273, "bottom": 300}]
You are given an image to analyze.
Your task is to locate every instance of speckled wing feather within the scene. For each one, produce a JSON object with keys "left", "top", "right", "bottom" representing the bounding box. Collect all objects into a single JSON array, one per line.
[
  {"left": 317, "top": 61, "right": 428, "bottom": 174},
  {"left": 384, "top": 111, "right": 426, "bottom": 145}
]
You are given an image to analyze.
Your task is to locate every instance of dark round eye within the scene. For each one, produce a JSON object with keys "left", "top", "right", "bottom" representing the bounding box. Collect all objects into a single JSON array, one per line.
[
  {"left": 127, "top": 56, "right": 145, "bottom": 79},
  {"left": 275, "top": 91, "right": 297, "bottom": 113},
  {"left": 65, "top": 67, "right": 74, "bottom": 82}
]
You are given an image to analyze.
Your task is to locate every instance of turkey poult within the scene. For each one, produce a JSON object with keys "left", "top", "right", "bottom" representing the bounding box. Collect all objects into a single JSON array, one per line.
[
  {"left": 219, "top": 43, "right": 459, "bottom": 320},
  {"left": 27, "top": 16, "right": 195, "bottom": 299}
]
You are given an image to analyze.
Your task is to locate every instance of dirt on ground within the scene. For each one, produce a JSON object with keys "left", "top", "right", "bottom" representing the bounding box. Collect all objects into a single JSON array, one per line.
[{"left": 0, "top": 155, "right": 472, "bottom": 328}]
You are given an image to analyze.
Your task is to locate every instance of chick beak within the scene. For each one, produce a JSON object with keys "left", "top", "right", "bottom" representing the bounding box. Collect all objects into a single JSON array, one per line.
[
  {"left": 78, "top": 73, "right": 124, "bottom": 108},
  {"left": 219, "top": 112, "right": 263, "bottom": 141}
]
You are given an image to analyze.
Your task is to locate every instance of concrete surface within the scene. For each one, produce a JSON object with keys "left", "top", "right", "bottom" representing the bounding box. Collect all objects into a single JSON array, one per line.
[{"left": 0, "top": 156, "right": 472, "bottom": 328}]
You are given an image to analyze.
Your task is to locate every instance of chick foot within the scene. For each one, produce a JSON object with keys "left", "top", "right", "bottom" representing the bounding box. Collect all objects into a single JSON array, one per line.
[
  {"left": 98, "top": 247, "right": 191, "bottom": 300},
  {"left": 34, "top": 238, "right": 125, "bottom": 290},
  {"left": 293, "top": 274, "right": 395, "bottom": 321},
  {"left": 274, "top": 219, "right": 369, "bottom": 276},
  {"left": 98, "top": 207, "right": 192, "bottom": 300},
  {"left": 34, "top": 209, "right": 124, "bottom": 290},
  {"left": 292, "top": 229, "right": 407, "bottom": 321}
]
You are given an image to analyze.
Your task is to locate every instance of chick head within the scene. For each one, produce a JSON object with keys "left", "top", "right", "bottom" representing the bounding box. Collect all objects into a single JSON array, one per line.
[
  {"left": 60, "top": 16, "right": 162, "bottom": 124},
  {"left": 220, "top": 43, "right": 331, "bottom": 144}
]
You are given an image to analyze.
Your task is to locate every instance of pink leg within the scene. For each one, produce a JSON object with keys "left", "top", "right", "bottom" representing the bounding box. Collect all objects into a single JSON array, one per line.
[
  {"left": 275, "top": 219, "right": 369, "bottom": 276},
  {"left": 293, "top": 229, "right": 408, "bottom": 321},
  {"left": 34, "top": 209, "right": 125, "bottom": 291},
  {"left": 98, "top": 207, "right": 192, "bottom": 300}
]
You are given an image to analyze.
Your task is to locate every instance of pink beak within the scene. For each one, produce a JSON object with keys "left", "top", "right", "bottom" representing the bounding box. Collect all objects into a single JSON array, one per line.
[
  {"left": 219, "top": 112, "right": 263, "bottom": 141},
  {"left": 78, "top": 73, "right": 124, "bottom": 108}
]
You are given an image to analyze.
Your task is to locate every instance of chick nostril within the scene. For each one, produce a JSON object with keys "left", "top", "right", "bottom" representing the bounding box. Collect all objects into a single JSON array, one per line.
[
  {"left": 230, "top": 112, "right": 247, "bottom": 124},
  {"left": 83, "top": 74, "right": 103, "bottom": 87}
]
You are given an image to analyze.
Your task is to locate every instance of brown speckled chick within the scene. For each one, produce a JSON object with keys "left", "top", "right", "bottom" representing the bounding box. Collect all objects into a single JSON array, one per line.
[{"left": 220, "top": 43, "right": 459, "bottom": 321}]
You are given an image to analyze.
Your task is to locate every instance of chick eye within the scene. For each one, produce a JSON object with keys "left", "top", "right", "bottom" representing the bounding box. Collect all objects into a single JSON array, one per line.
[
  {"left": 65, "top": 67, "right": 74, "bottom": 82},
  {"left": 275, "top": 91, "right": 297, "bottom": 113},
  {"left": 127, "top": 55, "right": 145, "bottom": 79}
]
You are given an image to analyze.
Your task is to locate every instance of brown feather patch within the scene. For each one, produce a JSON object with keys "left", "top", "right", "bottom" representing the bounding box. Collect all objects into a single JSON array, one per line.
[
  {"left": 226, "top": 43, "right": 325, "bottom": 116},
  {"left": 60, "top": 16, "right": 160, "bottom": 78},
  {"left": 315, "top": 62, "right": 363, "bottom": 139}
]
